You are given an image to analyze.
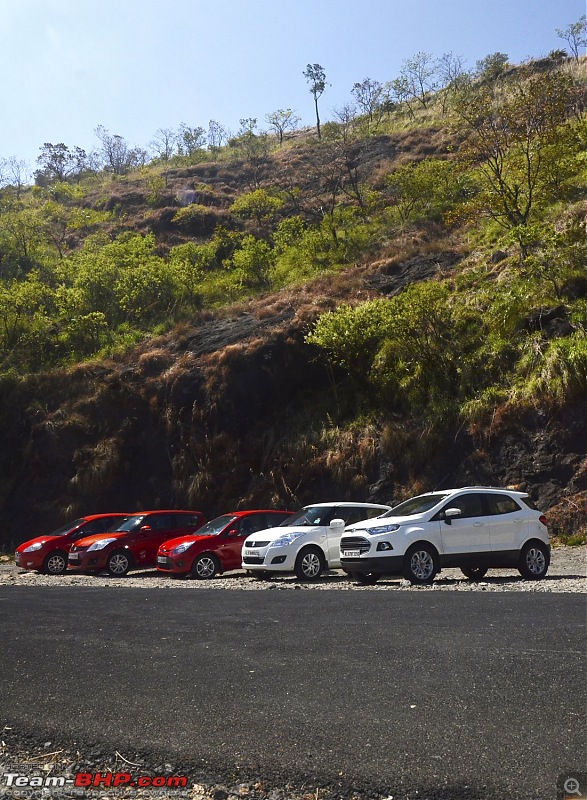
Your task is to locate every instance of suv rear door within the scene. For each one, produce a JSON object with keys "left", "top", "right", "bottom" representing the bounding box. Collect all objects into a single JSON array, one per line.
[{"left": 485, "top": 493, "right": 526, "bottom": 552}]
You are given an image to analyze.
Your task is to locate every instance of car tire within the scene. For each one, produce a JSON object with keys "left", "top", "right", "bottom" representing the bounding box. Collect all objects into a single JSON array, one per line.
[
  {"left": 191, "top": 553, "right": 220, "bottom": 580},
  {"left": 402, "top": 544, "right": 438, "bottom": 585},
  {"left": 460, "top": 566, "right": 489, "bottom": 581},
  {"left": 349, "top": 571, "right": 380, "bottom": 585},
  {"left": 107, "top": 550, "right": 131, "bottom": 577},
  {"left": 518, "top": 541, "right": 549, "bottom": 580},
  {"left": 42, "top": 551, "right": 68, "bottom": 575},
  {"left": 294, "top": 546, "right": 325, "bottom": 581}
]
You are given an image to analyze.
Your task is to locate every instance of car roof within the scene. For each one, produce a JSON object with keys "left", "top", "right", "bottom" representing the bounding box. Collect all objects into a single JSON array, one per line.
[
  {"left": 82, "top": 512, "right": 130, "bottom": 521},
  {"left": 303, "top": 502, "right": 391, "bottom": 508},
  {"left": 421, "top": 487, "right": 528, "bottom": 498},
  {"left": 221, "top": 510, "right": 293, "bottom": 516}
]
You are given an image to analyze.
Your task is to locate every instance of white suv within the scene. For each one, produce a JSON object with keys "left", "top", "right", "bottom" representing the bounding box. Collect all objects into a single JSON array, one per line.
[
  {"left": 242, "top": 502, "right": 391, "bottom": 580},
  {"left": 339, "top": 487, "right": 550, "bottom": 585}
]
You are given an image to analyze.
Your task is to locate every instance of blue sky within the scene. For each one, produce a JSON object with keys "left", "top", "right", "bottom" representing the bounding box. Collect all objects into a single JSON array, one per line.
[{"left": 0, "top": 0, "right": 584, "bottom": 171}]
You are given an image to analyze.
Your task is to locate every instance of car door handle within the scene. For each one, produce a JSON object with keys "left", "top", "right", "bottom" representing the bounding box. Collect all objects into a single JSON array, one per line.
[{"left": 473, "top": 522, "right": 484, "bottom": 526}]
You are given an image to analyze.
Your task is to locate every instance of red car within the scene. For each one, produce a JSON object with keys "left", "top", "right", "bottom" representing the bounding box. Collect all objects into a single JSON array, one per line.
[
  {"left": 68, "top": 510, "right": 205, "bottom": 577},
  {"left": 15, "top": 513, "right": 130, "bottom": 576},
  {"left": 156, "top": 510, "right": 293, "bottom": 579}
]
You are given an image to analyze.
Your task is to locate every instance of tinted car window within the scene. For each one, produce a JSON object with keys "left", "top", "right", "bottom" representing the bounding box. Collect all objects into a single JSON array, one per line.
[
  {"left": 385, "top": 494, "right": 449, "bottom": 517},
  {"left": 340, "top": 507, "right": 381, "bottom": 526},
  {"left": 147, "top": 514, "right": 175, "bottom": 530},
  {"left": 175, "top": 513, "right": 201, "bottom": 528},
  {"left": 486, "top": 494, "right": 521, "bottom": 515},
  {"left": 442, "top": 493, "right": 485, "bottom": 519}
]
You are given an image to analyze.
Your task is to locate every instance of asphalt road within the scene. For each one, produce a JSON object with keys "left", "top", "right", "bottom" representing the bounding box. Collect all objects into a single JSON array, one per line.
[{"left": 0, "top": 587, "right": 585, "bottom": 799}]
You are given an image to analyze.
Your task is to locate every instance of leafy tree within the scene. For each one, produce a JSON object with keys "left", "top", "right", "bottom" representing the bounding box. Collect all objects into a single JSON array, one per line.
[
  {"left": 475, "top": 52, "right": 509, "bottom": 82},
  {"left": 351, "top": 78, "right": 384, "bottom": 130},
  {"left": 453, "top": 71, "right": 577, "bottom": 241},
  {"left": 230, "top": 188, "right": 284, "bottom": 227},
  {"left": 227, "top": 235, "right": 274, "bottom": 289},
  {"left": 265, "top": 109, "right": 301, "bottom": 145},
  {"left": 35, "top": 143, "right": 87, "bottom": 184},
  {"left": 231, "top": 119, "right": 271, "bottom": 189},
  {"left": 177, "top": 123, "right": 207, "bottom": 157},
  {"left": 556, "top": 16, "right": 587, "bottom": 61},
  {"left": 385, "top": 158, "right": 469, "bottom": 225},
  {"left": 303, "top": 63, "right": 327, "bottom": 140}
]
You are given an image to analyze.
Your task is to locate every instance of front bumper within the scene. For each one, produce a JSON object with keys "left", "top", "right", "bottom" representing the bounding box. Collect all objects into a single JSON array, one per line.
[
  {"left": 242, "top": 544, "right": 295, "bottom": 572},
  {"left": 156, "top": 554, "right": 190, "bottom": 574},
  {"left": 67, "top": 550, "right": 107, "bottom": 571},
  {"left": 340, "top": 555, "right": 404, "bottom": 575},
  {"left": 15, "top": 551, "right": 43, "bottom": 570}
]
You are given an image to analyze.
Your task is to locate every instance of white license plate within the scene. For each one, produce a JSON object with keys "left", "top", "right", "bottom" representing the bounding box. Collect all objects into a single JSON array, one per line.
[
  {"left": 244, "top": 549, "right": 259, "bottom": 557},
  {"left": 157, "top": 556, "right": 167, "bottom": 564},
  {"left": 69, "top": 553, "right": 80, "bottom": 561},
  {"left": 343, "top": 550, "right": 360, "bottom": 557}
]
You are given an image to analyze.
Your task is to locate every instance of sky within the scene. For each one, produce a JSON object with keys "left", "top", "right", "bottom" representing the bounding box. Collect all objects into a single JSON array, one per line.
[{"left": 0, "top": 0, "right": 585, "bottom": 172}]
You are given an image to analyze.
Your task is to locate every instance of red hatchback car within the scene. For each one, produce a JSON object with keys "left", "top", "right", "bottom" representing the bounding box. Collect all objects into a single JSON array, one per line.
[
  {"left": 68, "top": 510, "right": 205, "bottom": 577},
  {"left": 15, "top": 513, "right": 130, "bottom": 576},
  {"left": 156, "top": 510, "right": 293, "bottom": 579}
]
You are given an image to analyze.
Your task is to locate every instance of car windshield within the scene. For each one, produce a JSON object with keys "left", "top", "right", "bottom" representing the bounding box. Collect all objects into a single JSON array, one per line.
[
  {"left": 280, "top": 506, "right": 332, "bottom": 526},
  {"left": 111, "top": 515, "right": 146, "bottom": 532},
  {"left": 47, "top": 518, "right": 85, "bottom": 537},
  {"left": 194, "top": 515, "right": 237, "bottom": 536},
  {"left": 382, "top": 494, "right": 450, "bottom": 517}
]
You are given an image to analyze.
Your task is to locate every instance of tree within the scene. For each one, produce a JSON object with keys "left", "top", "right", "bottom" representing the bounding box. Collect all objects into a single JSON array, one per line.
[
  {"left": 0, "top": 156, "right": 30, "bottom": 199},
  {"left": 436, "top": 52, "right": 468, "bottom": 114},
  {"left": 453, "top": 71, "right": 577, "bottom": 243},
  {"left": 150, "top": 127, "right": 177, "bottom": 161},
  {"left": 303, "top": 63, "right": 327, "bottom": 140},
  {"left": 556, "top": 16, "right": 587, "bottom": 61},
  {"left": 475, "top": 52, "right": 509, "bottom": 82},
  {"left": 94, "top": 126, "right": 146, "bottom": 175},
  {"left": 351, "top": 78, "right": 384, "bottom": 130},
  {"left": 177, "top": 123, "right": 207, "bottom": 157},
  {"left": 35, "top": 143, "right": 87, "bottom": 184},
  {"left": 265, "top": 109, "right": 301, "bottom": 145},
  {"left": 397, "top": 52, "right": 437, "bottom": 109},
  {"left": 208, "top": 120, "right": 229, "bottom": 155},
  {"left": 332, "top": 103, "right": 358, "bottom": 143}
]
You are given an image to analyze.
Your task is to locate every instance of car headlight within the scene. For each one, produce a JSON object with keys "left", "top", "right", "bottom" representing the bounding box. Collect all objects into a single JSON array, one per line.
[
  {"left": 269, "top": 531, "right": 307, "bottom": 548},
  {"left": 171, "top": 542, "right": 193, "bottom": 555},
  {"left": 368, "top": 524, "right": 401, "bottom": 535},
  {"left": 23, "top": 542, "right": 43, "bottom": 552},
  {"left": 87, "top": 538, "right": 117, "bottom": 552}
]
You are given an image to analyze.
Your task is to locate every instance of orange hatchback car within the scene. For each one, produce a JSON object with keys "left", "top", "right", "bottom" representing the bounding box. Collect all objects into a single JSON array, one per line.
[{"left": 67, "top": 510, "right": 205, "bottom": 577}]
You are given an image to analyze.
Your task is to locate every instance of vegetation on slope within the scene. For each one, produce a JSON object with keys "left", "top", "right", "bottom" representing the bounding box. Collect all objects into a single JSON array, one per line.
[{"left": 0, "top": 49, "right": 586, "bottom": 546}]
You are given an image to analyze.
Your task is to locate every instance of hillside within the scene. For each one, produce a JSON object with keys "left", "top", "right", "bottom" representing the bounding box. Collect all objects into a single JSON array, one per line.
[{"left": 1, "top": 56, "right": 586, "bottom": 548}]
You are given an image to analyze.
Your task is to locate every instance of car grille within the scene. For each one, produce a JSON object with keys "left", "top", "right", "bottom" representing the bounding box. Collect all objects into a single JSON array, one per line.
[
  {"left": 242, "top": 556, "right": 265, "bottom": 565},
  {"left": 246, "top": 541, "right": 270, "bottom": 548},
  {"left": 340, "top": 536, "right": 371, "bottom": 554}
]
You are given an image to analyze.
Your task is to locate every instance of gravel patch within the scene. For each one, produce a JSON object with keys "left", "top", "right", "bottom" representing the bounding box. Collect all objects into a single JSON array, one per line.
[{"left": 0, "top": 546, "right": 585, "bottom": 593}]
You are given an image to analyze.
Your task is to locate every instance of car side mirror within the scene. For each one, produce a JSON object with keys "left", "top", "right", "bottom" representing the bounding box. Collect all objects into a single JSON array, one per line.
[
  {"left": 330, "top": 518, "right": 345, "bottom": 529},
  {"left": 139, "top": 524, "right": 152, "bottom": 534},
  {"left": 443, "top": 508, "right": 461, "bottom": 525},
  {"left": 227, "top": 528, "right": 239, "bottom": 537}
]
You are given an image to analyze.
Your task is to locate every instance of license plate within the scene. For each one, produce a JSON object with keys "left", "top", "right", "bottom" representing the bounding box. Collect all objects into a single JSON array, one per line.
[
  {"left": 15, "top": 554, "right": 21, "bottom": 565},
  {"left": 68, "top": 553, "right": 80, "bottom": 561},
  {"left": 343, "top": 550, "right": 360, "bottom": 557},
  {"left": 244, "top": 549, "right": 259, "bottom": 557},
  {"left": 157, "top": 556, "right": 167, "bottom": 564}
]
